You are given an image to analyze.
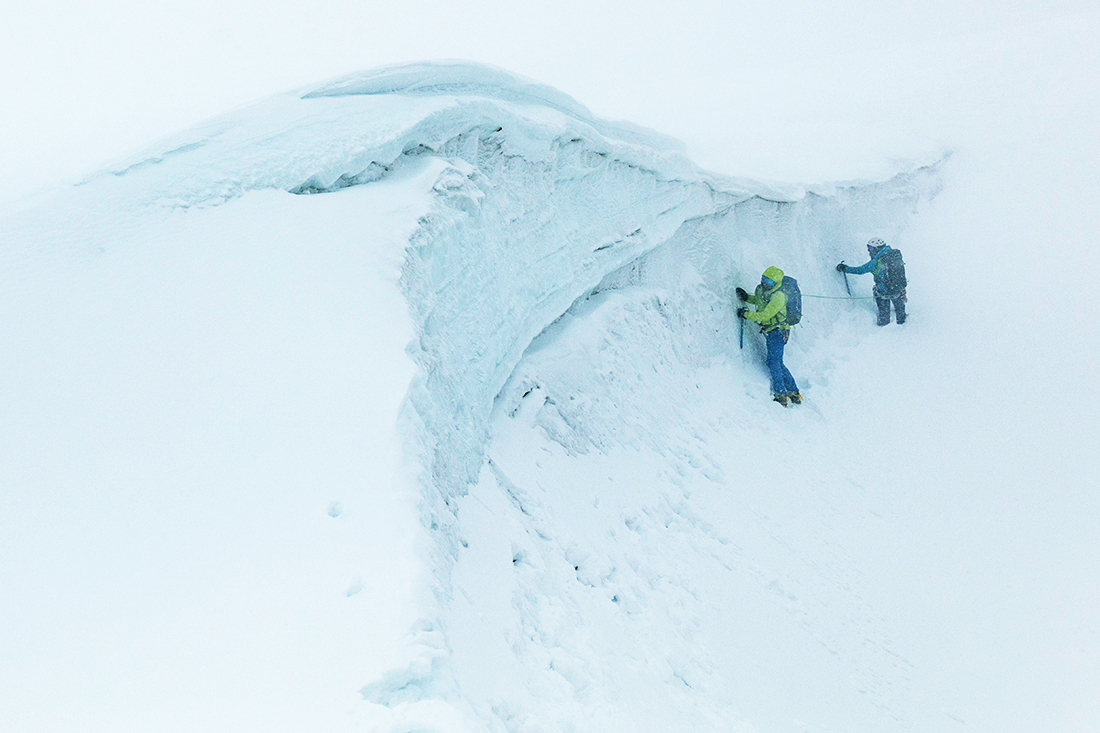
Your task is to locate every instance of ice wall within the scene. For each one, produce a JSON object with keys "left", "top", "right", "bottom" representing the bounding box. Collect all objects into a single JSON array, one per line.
[{"left": 373, "top": 64, "right": 943, "bottom": 561}]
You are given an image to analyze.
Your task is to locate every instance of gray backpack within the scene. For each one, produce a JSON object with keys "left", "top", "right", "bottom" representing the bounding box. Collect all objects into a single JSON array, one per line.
[{"left": 880, "top": 250, "right": 907, "bottom": 294}]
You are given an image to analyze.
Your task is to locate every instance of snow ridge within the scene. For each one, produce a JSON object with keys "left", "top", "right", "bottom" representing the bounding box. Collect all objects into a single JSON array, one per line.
[{"left": 77, "top": 62, "right": 708, "bottom": 211}]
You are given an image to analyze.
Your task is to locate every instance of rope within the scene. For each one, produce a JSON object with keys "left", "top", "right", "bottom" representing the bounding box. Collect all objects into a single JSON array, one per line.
[{"left": 802, "top": 293, "right": 876, "bottom": 300}]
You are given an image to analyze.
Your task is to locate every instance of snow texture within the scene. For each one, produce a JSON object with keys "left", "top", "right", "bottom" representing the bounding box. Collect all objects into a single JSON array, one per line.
[{"left": 3, "top": 55, "right": 1098, "bottom": 733}]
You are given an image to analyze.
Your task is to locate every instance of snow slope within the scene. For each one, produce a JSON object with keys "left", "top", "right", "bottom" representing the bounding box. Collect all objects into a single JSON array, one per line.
[
  {"left": 0, "top": 160, "right": 445, "bottom": 732},
  {"left": 2, "top": 39, "right": 1099, "bottom": 733}
]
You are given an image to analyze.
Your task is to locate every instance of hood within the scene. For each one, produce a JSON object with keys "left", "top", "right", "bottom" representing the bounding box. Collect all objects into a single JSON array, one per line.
[{"left": 763, "top": 266, "right": 785, "bottom": 288}]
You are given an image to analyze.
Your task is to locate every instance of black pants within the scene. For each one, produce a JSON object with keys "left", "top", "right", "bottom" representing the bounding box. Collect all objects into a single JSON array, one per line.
[{"left": 876, "top": 295, "right": 907, "bottom": 325}]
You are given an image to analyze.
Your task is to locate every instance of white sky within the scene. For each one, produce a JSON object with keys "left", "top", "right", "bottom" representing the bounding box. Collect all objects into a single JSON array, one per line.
[{"left": 0, "top": 0, "right": 1095, "bottom": 203}]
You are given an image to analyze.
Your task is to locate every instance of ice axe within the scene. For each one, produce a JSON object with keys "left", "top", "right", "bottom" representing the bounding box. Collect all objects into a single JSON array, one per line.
[{"left": 839, "top": 261, "right": 852, "bottom": 297}]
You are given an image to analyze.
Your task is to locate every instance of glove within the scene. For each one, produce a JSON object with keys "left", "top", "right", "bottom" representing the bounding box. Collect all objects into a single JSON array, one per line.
[
  {"left": 736, "top": 307, "right": 747, "bottom": 318},
  {"left": 836, "top": 263, "right": 847, "bottom": 272},
  {"left": 735, "top": 287, "right": 749, "bottom": 301}
]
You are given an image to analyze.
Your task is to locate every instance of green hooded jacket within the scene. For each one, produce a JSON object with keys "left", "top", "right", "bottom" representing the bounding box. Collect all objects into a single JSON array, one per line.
[{"left": 744, "top": 265, "right": 789, "bottom": 333}]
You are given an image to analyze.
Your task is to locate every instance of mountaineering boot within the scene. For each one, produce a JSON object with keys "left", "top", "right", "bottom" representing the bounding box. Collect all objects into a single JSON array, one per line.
[
  {"left": 773, "top": 393, "right": 789, "bottom": 407},
  {"left": 788, "top": 392, "right": 802, "bottom": 405},
  {"left": 896, "top": 315, "right": 906, "bottom": 324}
]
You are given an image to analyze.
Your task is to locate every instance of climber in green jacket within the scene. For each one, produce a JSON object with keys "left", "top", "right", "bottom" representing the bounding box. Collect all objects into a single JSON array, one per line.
[{"left": 736, "top": 266, "right": 801, "bottom": 406}]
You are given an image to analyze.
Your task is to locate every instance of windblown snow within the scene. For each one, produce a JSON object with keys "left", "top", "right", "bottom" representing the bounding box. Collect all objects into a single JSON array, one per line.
[{"left": 2, "top": 56, "right": 1098, "bottom": 733}]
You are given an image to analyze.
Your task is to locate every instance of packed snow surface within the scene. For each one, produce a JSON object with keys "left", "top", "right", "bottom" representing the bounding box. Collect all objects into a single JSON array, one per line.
[{"left": 2, "top": 51, "right": 1098, "bottom": 733}]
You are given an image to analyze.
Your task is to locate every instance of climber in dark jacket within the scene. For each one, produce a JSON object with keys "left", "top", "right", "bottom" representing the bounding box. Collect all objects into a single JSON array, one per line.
[{"left": 837, "top": 238, "right": 907, "bottom": 326}]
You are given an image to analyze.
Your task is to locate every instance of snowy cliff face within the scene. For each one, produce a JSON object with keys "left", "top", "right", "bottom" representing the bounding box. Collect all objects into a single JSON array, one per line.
[{"left": 401, "top": 129, "right": 942, "bottom": 507}]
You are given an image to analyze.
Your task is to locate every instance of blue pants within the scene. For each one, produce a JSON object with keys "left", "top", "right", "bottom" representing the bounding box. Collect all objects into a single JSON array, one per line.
[{"left": 765, "top": 329, "right": 798, "bottom": 395}]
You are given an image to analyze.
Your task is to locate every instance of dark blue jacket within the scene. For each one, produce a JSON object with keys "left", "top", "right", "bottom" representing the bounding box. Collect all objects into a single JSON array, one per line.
[{"left": 846, "top": 246, "right": 897, "bottom": 296}]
